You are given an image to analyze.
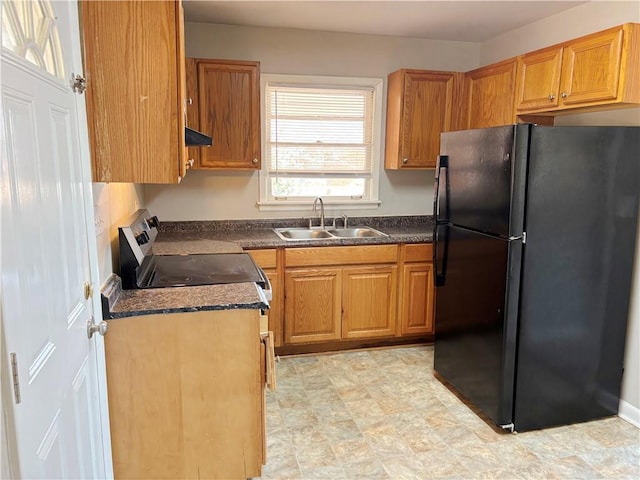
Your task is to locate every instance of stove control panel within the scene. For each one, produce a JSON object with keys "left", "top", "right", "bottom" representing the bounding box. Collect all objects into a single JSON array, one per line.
[{"left": 118, "top": 209, "right": 159, "bottom": 276}]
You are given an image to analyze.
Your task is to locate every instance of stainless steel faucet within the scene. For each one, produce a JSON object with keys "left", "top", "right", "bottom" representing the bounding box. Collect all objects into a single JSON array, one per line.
[{"left": 312, "top": 197, "right": 325, "bottom": 229}]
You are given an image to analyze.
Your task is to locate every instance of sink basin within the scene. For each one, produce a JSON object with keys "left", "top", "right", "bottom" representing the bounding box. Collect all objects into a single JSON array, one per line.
[
  {"left": 326, "top": 227, "right": 388, "bottom": 238},
  {"left": 273, "top": 228, "right": 334, "bottom": 240},
  {"left": 273, "top": 226, "right": 388, "bottom": 241}
]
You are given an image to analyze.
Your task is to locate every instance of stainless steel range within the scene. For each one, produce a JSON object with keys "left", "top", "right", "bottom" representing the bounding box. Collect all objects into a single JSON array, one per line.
[{"left": 118, "top": 210, "right": 269, "bottom": 295}]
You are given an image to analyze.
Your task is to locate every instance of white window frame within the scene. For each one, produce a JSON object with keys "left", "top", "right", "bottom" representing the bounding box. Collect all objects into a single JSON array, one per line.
[{"left": 258, "top": 73, "right": 383, "bottom": 211}]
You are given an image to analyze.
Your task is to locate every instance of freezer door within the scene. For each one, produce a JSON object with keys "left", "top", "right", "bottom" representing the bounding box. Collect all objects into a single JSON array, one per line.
[
  {"left": 434, "top": 224, "right": 521, "bottom": 427},
  {"left": 514, "top": 126, "right": 640, "bottom": 431},
  {"left": 438, "top": 125, "right": 526, "bottom": 237}
]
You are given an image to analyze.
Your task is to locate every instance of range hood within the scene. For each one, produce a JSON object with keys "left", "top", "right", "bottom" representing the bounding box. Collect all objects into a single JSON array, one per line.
[{"left": 185, "top": 127, "right": 213, "bottom": 147}]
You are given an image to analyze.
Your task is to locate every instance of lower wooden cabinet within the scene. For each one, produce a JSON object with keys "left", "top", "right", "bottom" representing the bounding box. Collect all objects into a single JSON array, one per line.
[
  {"left": 105, "top": 309, "right": 267, "bottom": 479},
  {"left": 399, "top": 244, "right": 435, "bottom": 336},
  {"left": 284, "top": 268, "right": 342, "bottom": 344},
  {"left": 282, "top": 245, "right": 420, "bottom": 347},
  {"left": 342, "top": 265, "right": 398, "bottom": 339},
  {"left": 252, "top": 244, "right": 434, "bottom": 350}
]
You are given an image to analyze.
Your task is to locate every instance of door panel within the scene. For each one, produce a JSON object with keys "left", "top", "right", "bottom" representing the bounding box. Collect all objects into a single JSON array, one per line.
[
  {"left": 1, "top": 1, "right": 108, "bottom": 477},
  {"left": 433, "top": 225, "right": 514, "bottom": 426},
  {"left": 342, "top": 266, "right": 397, "bottom": 339},
  {"left": 284, "top": 268, "right": 342, "bottom": 344}
]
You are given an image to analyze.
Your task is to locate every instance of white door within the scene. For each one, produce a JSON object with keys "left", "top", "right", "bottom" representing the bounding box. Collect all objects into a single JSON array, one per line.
[{"left": 1, "top": 0, "right": 111, "bottom": 478}]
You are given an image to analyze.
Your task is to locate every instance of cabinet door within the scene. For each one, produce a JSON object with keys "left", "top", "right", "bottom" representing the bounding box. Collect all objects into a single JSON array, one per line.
[
  {"left": 463, "top": 59, "right": 517, "bottom": 129},
  {"left": 385, "top": 70, "right": 455, "bottom": 169},
  {"left": 284, "top": 268, "right": 342, "bottom": 344},
  {"left": 515, "top": 47, "right": 563, "bottom": 112},
  {"left": 400, "top": 262, "right": 434, "bottom": 335},
  {"left": 81, "top": 0, "right": 186, "bottom": 183},
  {"left": 559, "top": 28, "right": 623, "bottom": 106},
  {"left": 342, "top": 266, "right": 397, "bottom": 339},
  {"left": 196, "top": 60, "right": 261, "bottom": 169}
]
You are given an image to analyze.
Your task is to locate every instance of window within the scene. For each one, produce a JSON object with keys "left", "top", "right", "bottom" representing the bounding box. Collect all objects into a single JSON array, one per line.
[{"left": 259, "top": 74, "right": 383, "bottom": 210}]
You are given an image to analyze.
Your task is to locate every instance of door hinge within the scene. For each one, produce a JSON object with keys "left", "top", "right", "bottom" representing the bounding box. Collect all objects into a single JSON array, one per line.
[
  {"left": 10, "top": 353, "right": 21, "bottom": 404},
  {"left": 71, "top": 73, "right": 87, "bottom": 94}
]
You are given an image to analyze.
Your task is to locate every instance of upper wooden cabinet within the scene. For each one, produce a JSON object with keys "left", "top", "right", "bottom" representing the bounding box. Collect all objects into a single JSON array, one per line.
[
  {"left": 187, "top": 59, "right": 261, "bottom": 170},
  {"left": 81, "top": 0, "right": 188, "bottom": 183},
  {"left": 385, "top": 70, "right": 457, "bottom": 169},
  {"left": 516, "top": 23, "right": 640, "bottom": 114},
  {"left": 458, "top": 58, "right": 518, "bottom": 130}
]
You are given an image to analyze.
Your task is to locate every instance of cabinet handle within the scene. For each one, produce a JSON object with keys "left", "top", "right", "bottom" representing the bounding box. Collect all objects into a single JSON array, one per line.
[
  {"left": 186, "top": 158, "right": 194, "bottom": 169},
  {"left": 187, "top": 97, "right": 193, "bottom": 105},
  {"left": 548, "top": 94, "right": 556, "bottom": 101},
  {"left": 402, "top": 158, "right": 409, "bottom": 164},
  {"left": 252, "top": 158, "right": 259, "bottom": 165},
  {"left": 560, "top": 92, "right": 568, "bottom": 98}
]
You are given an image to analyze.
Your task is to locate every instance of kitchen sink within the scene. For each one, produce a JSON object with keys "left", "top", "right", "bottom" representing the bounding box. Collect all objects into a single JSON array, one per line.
[
  {"left": 326, "top": 227, "right": 387, "bottom": 238},
  {"left": 273, "top": 226, "right": 388, "bottom": 241},
  {"left": 273, "top": 228, "right": 334, "bottom": 240}
]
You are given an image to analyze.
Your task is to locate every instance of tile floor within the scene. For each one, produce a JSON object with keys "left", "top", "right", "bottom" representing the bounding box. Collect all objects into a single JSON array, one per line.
[{"left": 258, "top": 345, "right": 640, "bottom": 479}]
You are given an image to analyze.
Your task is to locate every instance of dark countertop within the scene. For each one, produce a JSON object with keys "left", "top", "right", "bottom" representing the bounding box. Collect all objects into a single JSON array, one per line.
[
  {"left": 102, "top": 216, "right": 432, "bottom": 318},
  {"left": 101, "top": 274, "right": 269, "bottom": 319},
  {"left": 155, "top": 216, "right": 434, "bottom": 252}
]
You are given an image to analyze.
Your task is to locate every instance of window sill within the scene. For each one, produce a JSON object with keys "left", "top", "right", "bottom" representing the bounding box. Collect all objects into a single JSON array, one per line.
[{"left": 257, "top": 199, "right": 381, "bottom": 212}]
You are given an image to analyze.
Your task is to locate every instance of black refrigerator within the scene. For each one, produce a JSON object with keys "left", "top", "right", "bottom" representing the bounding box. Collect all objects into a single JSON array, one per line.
[{"left": 433, "top": 124, "right": 639, "bottom": 432}]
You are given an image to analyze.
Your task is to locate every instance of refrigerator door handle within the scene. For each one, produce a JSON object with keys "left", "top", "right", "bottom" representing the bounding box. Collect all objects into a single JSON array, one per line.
[
  {"left": 434, "top": 155, "right": 449, "bottom": 223},
  {"left": 434, "top": 224, "right": 449, "bottom": 286}
]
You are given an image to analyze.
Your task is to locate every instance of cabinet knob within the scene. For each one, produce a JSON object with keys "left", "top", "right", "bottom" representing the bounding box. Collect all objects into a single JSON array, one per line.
[
  {"left": 560, "top": 92, "right": 568, "bottom": 98},
  {"left": 252, "top": 158, "right": 259, "bottom": 165},
  {"left": 402, "top": 158, "right": 409, "bottom": 164},
  {"left": 548, "top": 94, "right": 556, "bottom": 101}
]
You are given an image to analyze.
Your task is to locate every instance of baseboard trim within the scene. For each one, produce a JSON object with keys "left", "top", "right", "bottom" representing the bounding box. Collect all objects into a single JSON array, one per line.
[{"left": 618, "top": 399, "right": 640, "bottom": 428}]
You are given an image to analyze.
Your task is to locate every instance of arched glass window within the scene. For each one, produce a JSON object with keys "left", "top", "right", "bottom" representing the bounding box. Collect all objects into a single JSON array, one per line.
[{"left": 2, "top": 0, "right": 65, "bottom": 79}]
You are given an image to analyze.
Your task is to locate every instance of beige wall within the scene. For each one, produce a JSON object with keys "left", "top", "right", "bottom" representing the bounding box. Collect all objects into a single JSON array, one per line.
[
  {"left": 480, "top": 1, "right": 640, "bottom": 65},
  {"left": 92, "top": 183, "right": 144, "bottom": 285},
  {"left": 479, "top": 1, "right": 640, "bottom": 423},
  {"left": 144, "top": 23, "right": 480, "bottom": 221}
]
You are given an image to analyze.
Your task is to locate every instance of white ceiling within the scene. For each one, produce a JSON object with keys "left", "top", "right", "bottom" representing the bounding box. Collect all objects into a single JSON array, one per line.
[{"left": 182, "top": 1, "right": 590, "bottom": 42}]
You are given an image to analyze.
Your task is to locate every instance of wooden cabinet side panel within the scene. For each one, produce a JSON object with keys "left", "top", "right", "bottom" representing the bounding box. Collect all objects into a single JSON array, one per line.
[
  {"left": 185, "top": 57, "right": 201, "bottom": 166},
  {"left": 81, "top": 0, "right": 180, "bottom": 183},
  {"left": 621, "top": 23, "right": 640, "bottom": 104},
  {"left": 105, "top": 310, "right": 263, "bottom": 479},
  {"left": 180, "top": 310, "right": 262, "bottom": 479},
  {"left": 384, "top": 70, "right": 404, "bottom": 169},
  {"left": 401, "top": 263, "right": 435, "bottom": 335},
  {"left": 284, "top": 269, "right": 342, "bottom": 344},
  {"left": 197, "top": 60, "right": 261, "bottom": 169},
  {"left": 464, "top": 59, "right": 517, "bottom": 129},
  {"left": 342, "top": 266, "right": 398, "bottom": 339},
  {"left": 175, "top": 0, "right": 187, "bottom": 179},
  {"left": 105, "top": 315, "right": 186, "bottom": 479}
]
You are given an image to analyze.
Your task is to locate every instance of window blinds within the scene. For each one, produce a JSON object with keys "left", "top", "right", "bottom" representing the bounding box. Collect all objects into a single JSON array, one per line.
[{"left": 265, "top": 84, "right": 374, "bottom": 175}]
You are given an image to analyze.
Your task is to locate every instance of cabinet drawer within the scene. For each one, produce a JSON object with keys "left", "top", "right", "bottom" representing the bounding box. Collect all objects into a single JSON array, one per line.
[
  {"left": 248, "top": 249, "right": 277, "bottom": 269},
  {"left": 404, "top": 243, "right": 433, "bottom": 263},
  {"left": 285, "top": 245, "right": 398, "bottom": 267}
]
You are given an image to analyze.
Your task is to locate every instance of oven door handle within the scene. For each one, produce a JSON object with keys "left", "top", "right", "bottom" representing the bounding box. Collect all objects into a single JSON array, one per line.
[{"left": 256, "top": 265, "right": 273, "bottom": 302}]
